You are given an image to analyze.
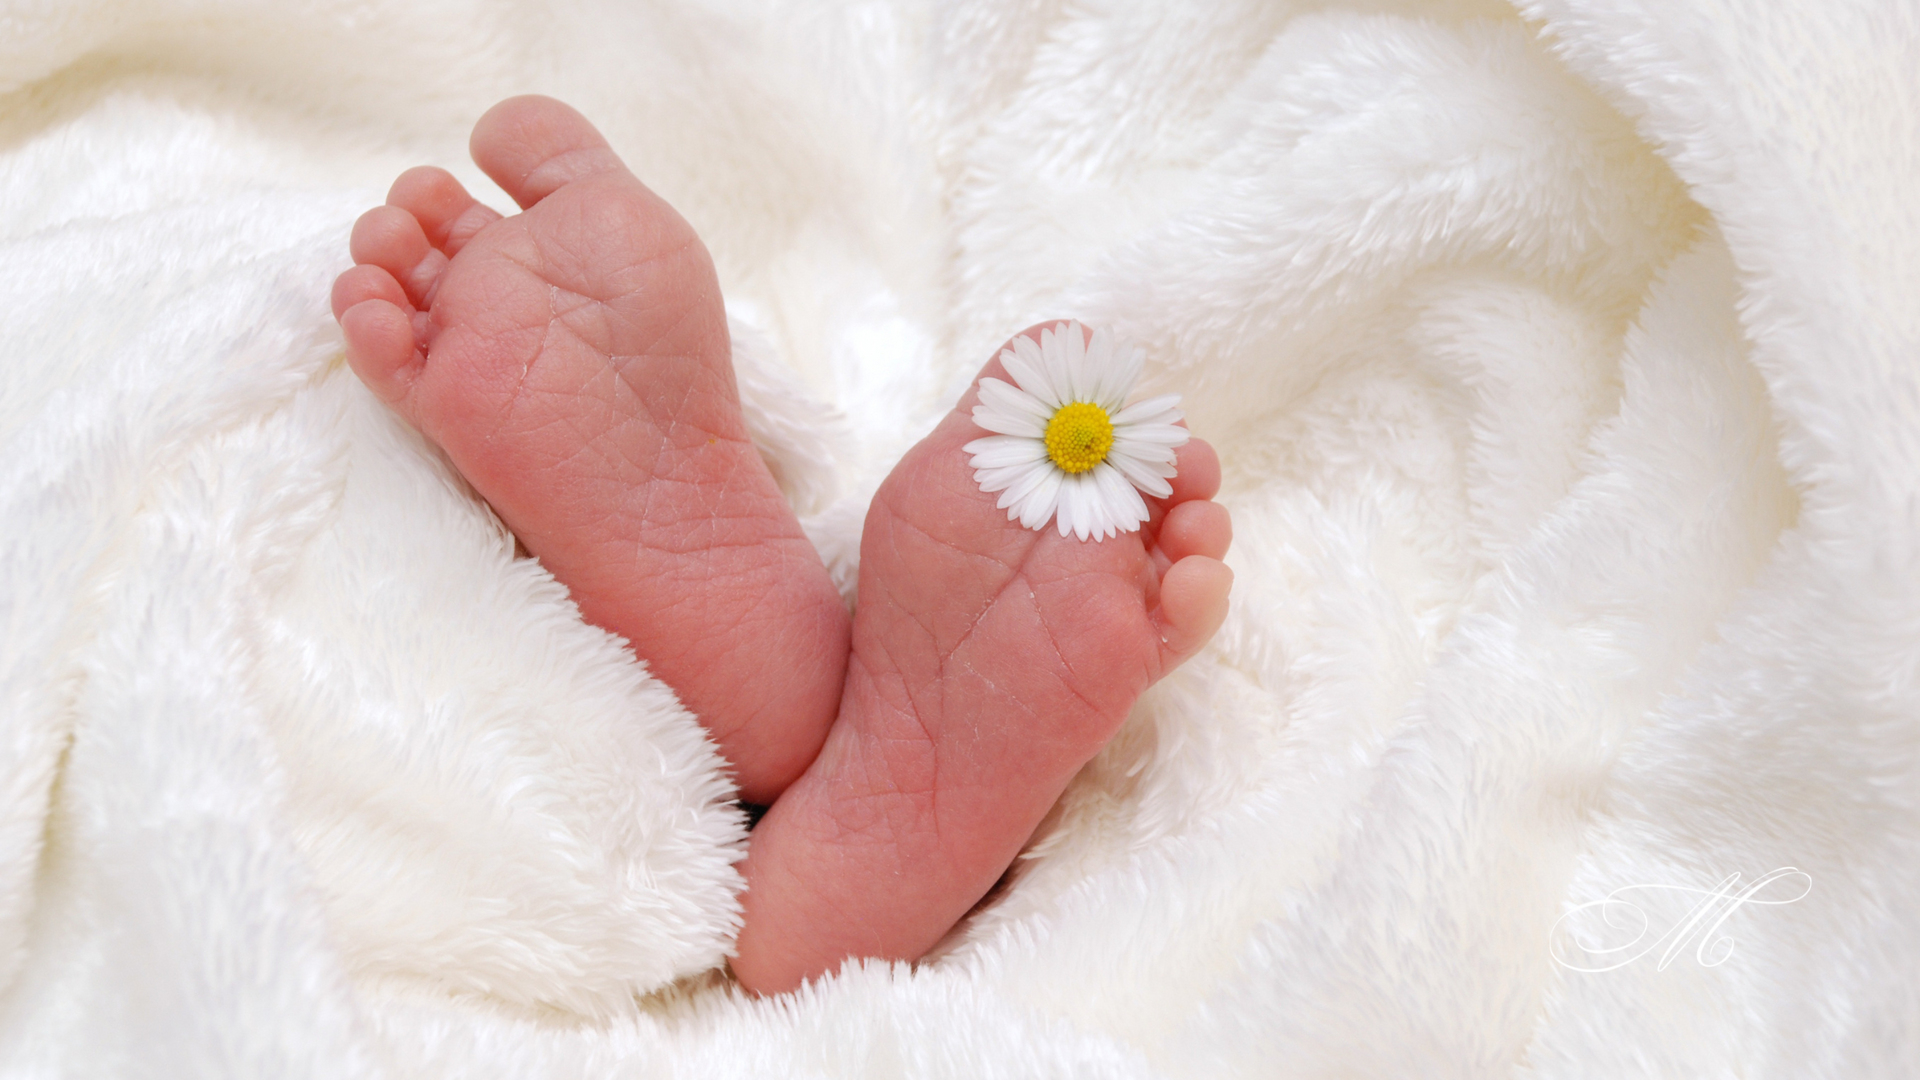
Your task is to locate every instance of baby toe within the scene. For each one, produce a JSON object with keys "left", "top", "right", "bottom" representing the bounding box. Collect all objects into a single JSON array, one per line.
[
  {"left": 349, "top": 204, "right": 448, "bottom": 308},
  {"left": 387, "top": 166, "right": 501, "bottom": 256},
  {"left": 1157, "top": 499, "right": 1232, "bottom": 564},
  {"left": 1157, "top": 555, "right": 1233, "bottom": 662},
  {"left": 1162, "top": 438, "right": 1221, "bottom": 505},
  {"left": 339, "top": 298, "right": 425, "bottom": 404},
  {"left": 330, "top": 263, "right": 409, "bottom": 322}
]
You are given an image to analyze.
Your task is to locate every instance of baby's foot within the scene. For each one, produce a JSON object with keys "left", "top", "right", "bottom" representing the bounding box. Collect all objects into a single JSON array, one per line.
[
  {"left": 329, "top": 97, "right": 848, "bottom": 803},
  {"left": 731, "top": 325, "right": 1234, "bottom": 994}
]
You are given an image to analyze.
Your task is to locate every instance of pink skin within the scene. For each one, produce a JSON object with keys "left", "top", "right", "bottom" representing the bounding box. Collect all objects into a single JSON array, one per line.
[
  {"left": 331, "top": 96, "right": 849, "bottom": 804},
  {"left": 732, "top": 324, "right": 1232, "bottom": 995},
  {"left": 331, "top": 98, "right": 1236, "bottom": 995}
]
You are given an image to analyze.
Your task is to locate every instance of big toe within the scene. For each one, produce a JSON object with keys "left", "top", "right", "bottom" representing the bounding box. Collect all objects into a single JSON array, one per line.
[{"left": 470, "top": 95, "right": 631, "bottom": 209}]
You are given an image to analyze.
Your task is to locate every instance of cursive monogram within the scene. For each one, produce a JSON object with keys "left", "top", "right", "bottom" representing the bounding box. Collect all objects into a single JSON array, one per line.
[{"left": 1549, "top": 867, "right": 1812, "bottom": 973}]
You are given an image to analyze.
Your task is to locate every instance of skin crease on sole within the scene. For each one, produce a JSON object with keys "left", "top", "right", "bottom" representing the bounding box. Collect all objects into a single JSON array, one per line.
[
  {"left": 730, "top": 323, "right": 1233, "bottom": 996},
  {"left": 331, "top": 96, "right": 850, "bottom": 805}
]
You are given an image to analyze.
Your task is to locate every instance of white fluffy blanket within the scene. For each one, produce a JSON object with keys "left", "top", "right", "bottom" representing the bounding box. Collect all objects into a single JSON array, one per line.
[{"left": 3, "top": 0, "right": 1915, "bottom": 1074}]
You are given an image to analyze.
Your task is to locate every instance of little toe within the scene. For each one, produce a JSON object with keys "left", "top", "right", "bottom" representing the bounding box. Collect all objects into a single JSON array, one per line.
[
  {"left": 469, "top": 95, "right": 629, "bottom": 209},
  {"left": 386, "top": 166, "right": 501, "bottom": 256},
  {"left": 330, "top": 263, "right": 409, "bottom": 323},
  {"left": 1157, "top": 555, "right": 1234, "bottom": 661},
  {"left": 349, "top": 205, "right": 448, "bottom": 307},
  {"left": 1157, "top": 499, "right": 1233, "bottom": 564},
  {"left": 339, "top": 298, "right": 425, "bottom": 404}
]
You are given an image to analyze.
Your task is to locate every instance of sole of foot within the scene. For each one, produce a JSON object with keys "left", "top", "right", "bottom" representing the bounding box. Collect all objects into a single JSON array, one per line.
[
  {"left": 330, "top": 96, "right": 849, "bottom": 804},
  {"left": 731, "top": 323, "right": 1233, "bottom": 994}
]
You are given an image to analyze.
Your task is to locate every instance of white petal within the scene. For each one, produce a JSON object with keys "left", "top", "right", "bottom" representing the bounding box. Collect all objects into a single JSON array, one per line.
[
  {"left": 1017, "top": 468, "right": 1065, "bottom": 529},
  {"left": 1090, "top": 470, "right": 1121, "bottom": 538},
  {"left": 1112, "top": 407, "right": 1183, "bottom": 432},
  {"left": 1082, "top": 326, "right": 1115, "bottom": 408},
  {"left": 975, "top": 374, "right": 1052, "bottom": 424},
  {"left": 963, "top": 432, "right": 1036, "bottom": 457},
  {"left": 1074, "top": 475, "right": 1100, "bottom": 541},
  {"left": 996, "top": 457, "right": 1055, "bottom": 510},
  {"left": 973, "top": 467, "right": 1025, "bottom": 495},
  {"left": 1099, "top": 339, "right": 1145, "bottom": 413},
  {"left": 1108, "top": 435, "right": 1180, "bottom": 470},
  {"left": 1065, "top": 323, "right": 1096, "bottom": 404},
  {"left": 998, "top": 340, "right": 1063, "bottom": 409},
  {"left": 1052, "top": 472, "right": 1077, "bottom": 538},
  {"left": 1042, "top": 324, "right": 1084, "bottom": 405},
  {"left": 1067, "top": 470, "right": 1098, "bottom": 538},
  {"left": 1113, "top": 421, "right": 1189, "bottom": 447},
  {"left": 1095, "top": 479, "right": 1124, "bottom": 538},
  {"left": 1080, "top": 476, "right": 1105, "bottom": 540},
  {"left": 971, "top": 404, "right": 1046, "bottom": 438},
  {"left": 965, "top": 434, "right": 1049, "bottom": 469},
  {"left": 1110, "top": 393, "right": 1182, "bottom": 426},
  {"left": 975, "top": 460, "right": 1047, "bottom": 494},
  {"left": 1095, "top": 462, "right": 1150, "bottom": 531},
  {"left": 977, "top": 377, "right": 1053, "bottom": 427},
  {"left": 1107, "top": 447, "right": 1176, "bottom": 498}
]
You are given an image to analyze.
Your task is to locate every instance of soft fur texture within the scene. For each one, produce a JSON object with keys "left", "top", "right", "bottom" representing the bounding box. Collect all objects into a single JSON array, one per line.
[{"left": 1, "top": 0, "right": 1915, "bottom": 1075}]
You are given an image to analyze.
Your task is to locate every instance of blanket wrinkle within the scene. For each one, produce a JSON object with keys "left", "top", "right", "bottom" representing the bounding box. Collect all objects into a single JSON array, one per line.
[{"left": 0, "top": 0, "right": 1914, "bottom": 1076}]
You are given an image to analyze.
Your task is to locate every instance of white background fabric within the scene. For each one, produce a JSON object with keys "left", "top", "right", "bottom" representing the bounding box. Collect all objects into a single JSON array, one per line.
[{"left": 1, "top": 1, "right": 1915, "bottom": 1075}]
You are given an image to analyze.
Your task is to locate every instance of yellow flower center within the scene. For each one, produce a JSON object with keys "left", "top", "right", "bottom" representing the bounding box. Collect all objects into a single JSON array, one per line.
[{"left": 1044, "top": 401, "right": 1115, "bottom": 474}]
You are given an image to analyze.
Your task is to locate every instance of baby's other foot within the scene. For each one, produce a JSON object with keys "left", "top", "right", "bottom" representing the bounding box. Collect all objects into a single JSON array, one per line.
[
  {"left": 732, "top": 324, "right": 1233, "bottom": 994},
  {"left": 330, "top": 97, "right": 848, "bottom": 803}
]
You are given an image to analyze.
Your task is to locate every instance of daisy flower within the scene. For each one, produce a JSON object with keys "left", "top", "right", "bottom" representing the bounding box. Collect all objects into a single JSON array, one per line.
[{"left": 964, "top": 322, "right": 1187, "bottom": 541}]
